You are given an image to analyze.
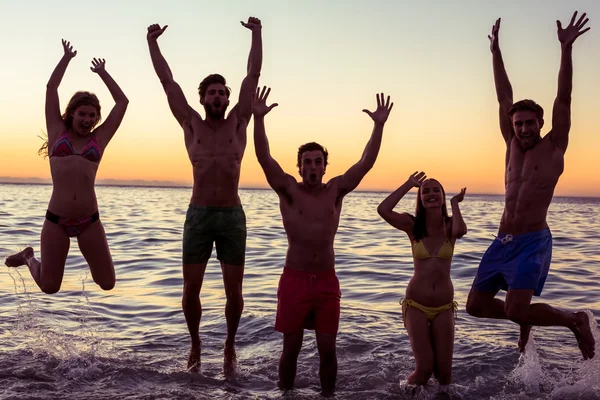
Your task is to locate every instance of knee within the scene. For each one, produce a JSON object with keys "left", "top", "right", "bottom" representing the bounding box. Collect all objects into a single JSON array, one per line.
[
  {"left": 466, "top": 292, "right": 481, "bottom": 317},
  {"left": 183, "top": 283, "right": 201, "bottom": 297},
  {"left": 318, "top": 348, "right": 337, "bottom": 364},
  {"left": 282, "top": 346, "right": 301, "bottom": 362},
  {"left": 225, "top": 285, "right": 243, "bottom": 302},
  {"left": 97, "top": 279, "right": 115, "bottom": 291},
  {"left": 41, "top": 282, "right": 61, "bottom": 295}
]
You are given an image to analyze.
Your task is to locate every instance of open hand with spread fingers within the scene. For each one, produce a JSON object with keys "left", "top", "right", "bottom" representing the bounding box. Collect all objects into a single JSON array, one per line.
[
  {"left": 90, "top": 58, "right": 106, "bottom": 74},
  {"left": 451, "top": 188, "right": 467, "bottom": 204},
  {"left": 253, "top": 86, "right": 278, "bottom": 117},
  {"left": 241, "top": 16, "right": 262, "bottom": 31},
  {"left": 488, "top": 18, "right": 501, "bottom": 53},
  {"left": 408, "top": 171, "right": 427, "bottom": 187},
  {"left": 557, "top": 11, "right": 590, "bottom": 48},
  {"left": 363, "top": 93, "right": 394, "bottom": 125},
  {"left": 147, "top": 24, "right": 168, "bottom": 42},
  {"left": 62, "top": 39, "right": 77, "bottom": 58}
]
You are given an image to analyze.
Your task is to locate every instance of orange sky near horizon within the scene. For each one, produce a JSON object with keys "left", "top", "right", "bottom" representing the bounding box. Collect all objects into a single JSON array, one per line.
[{"left": 1, "top": 0, "right": 599, "bottom": 197}]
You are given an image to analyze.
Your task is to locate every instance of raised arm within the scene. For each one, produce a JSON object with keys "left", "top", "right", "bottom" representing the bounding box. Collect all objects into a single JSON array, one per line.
[
  {"left": 337, "top": 93, "right": 393, "bottom": 196},
  {"left": 551, "top": 11, "right": 590, "bottom": 152},
  {"left": 489, "top": 18, "right": 514, "bottom": 144},
  {"left": 449, "top": 188, "right": 468, "bottom": 240},
  {"left": 377, "top": 172, "right": 426, "bottom": 233},
  {"left": 253, "top": 86, "right": 292, "bottom": 194},
  {"left": 46, "top": 40, "right": 76, "bottom": 136},
  {"left": 147, "top": 24, "right": 195, "bottom": 125},
  {"left": 235, "top": 17, "right": 263, "bottom": 123},
  {"left": 90, "top": 58, "right": 129, "bottom": 148}
]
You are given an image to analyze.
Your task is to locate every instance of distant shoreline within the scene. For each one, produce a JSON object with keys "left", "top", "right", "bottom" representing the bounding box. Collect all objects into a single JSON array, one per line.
[{"left": 1, "top": 180, "right": 599, "bottom": 199}]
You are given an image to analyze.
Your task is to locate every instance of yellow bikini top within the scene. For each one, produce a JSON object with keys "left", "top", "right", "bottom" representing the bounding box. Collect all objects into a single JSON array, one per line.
[{"left": 411, "top": 238, "right": 454, "bottom": 260}]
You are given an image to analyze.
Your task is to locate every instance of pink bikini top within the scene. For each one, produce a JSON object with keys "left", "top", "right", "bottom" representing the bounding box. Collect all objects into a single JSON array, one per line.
[{"left": 50, "top": 131, "right": 101, "bottom": 163}]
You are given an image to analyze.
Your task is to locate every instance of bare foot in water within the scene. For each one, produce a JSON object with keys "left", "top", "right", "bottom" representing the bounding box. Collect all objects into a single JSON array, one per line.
[
  {"left": 187, "top": 344, "right": 200, "bottom": 373},
  {"left": 518, "top": 324, "right": 532, "bottom": 352},
  {"left": 224, "top": 343, "right": 237, "bottom": 378},
  {"left": 570, "top": 311, "right": 596, "bottom": 360},
  {"left": 5, "top": 247, "right": 34, "bottom": 267}
]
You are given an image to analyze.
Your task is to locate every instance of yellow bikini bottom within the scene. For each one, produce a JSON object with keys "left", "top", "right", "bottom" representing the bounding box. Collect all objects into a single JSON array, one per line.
[{"left": 400, "top": 298, "right": 458, "bottom": 325}]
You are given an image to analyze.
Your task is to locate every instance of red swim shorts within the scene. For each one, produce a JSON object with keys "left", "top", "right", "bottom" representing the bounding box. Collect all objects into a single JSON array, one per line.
[{"left": 275, "top": 267, "right": 341, "bottom": 334}]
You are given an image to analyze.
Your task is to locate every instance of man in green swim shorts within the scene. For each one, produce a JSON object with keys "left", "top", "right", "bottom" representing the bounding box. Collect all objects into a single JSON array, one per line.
[{"left": 146, "top": 16, "right": 263, "bottom": 375}]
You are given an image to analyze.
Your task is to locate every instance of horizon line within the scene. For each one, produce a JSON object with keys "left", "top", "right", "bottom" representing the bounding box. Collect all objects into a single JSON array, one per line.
[{"left": 1, "top": 178, "right": 599, "bottom": 199}]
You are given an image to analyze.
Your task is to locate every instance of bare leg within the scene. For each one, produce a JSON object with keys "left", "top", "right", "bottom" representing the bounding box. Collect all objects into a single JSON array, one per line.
[
  {"left": 315, "top": 331, "right": 337, "bottom": 397},
  {"left": 404, "top": 306, "right": 434, "bottom": 385},
  {"left": 278, "top": 330, "right": 303, "bottom": 391},
  {"left": 221, "top": 262, "right": 244, "bottom": 377},
  {"left": 468, "top": 289, "right": 595, "bottom": 359},
  {"left": 505, "top": 289, "right": 595, "bottom": 359},
  {"left": 182, "top": 261, "right": 208, "bottom": 372},
  {"left": 5, "top": 220, "right": 69, "bottom": 294},
  {"left": 77, "top": 221, "right": 115, "bottom": 290},
  {"left": 467, "top": 289, "right": 532, "bottom": 351},
  {"left": 430, "top": 308, "right": 455, "bottom": 385},
  {"left": 466, "top": 289, "right": 505, "bottom": 319}
]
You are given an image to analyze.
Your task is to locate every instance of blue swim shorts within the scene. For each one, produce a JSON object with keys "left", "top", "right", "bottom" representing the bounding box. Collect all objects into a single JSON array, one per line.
[{"left": 471, "top": 228, "right": 552, "bottom": 296}]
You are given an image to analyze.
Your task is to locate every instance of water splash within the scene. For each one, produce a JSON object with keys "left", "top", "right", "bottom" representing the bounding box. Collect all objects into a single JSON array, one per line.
[
  {"left": 508, "top": 328, "right": 543, "bottom": 394},
  {"left": 549, "top": 310, "right": 600, "bottom": 399}
]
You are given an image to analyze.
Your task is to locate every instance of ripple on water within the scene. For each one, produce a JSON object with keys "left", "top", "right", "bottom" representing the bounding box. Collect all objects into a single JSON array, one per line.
[{"left": 1, "top": 185, "right": 599, "bottom": 399}]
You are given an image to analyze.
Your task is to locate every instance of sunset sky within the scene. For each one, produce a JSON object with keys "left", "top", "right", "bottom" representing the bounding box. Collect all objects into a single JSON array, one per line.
[{"left": 0, "top": 0, "right": 599, "bottom": 196}]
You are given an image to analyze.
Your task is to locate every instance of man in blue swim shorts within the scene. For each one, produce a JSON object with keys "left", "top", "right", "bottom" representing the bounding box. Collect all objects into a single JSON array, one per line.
[{"left": 466, "top": 12, "right": 595, "bottom": 360}]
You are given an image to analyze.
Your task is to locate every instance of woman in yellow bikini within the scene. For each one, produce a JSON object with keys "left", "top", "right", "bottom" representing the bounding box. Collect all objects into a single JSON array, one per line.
[{"left": 377, "top": 171, "right": 466, "bottom": 386}]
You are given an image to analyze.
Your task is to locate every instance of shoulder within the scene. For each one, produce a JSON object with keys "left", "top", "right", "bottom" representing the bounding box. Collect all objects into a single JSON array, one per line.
[{"left": 541, "top": 131, "right": 566, "bottom": 155}]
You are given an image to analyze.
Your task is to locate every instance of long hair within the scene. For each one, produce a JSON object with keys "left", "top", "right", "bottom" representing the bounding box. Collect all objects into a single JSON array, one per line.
[
  {"left": 38, "top": 91, "right": 102, "bottom": 158},
  {"left": 412, "top": 179, "right": 450, "bottom": 241}
]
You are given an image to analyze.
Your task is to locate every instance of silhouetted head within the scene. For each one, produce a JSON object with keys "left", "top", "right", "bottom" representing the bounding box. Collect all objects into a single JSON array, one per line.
[
  {"left": 63, "top": 91, "right": 102, "bottom": 136},
  {"left": 198, "top": 74, "right": 231, "bottom": 119},
  {"left": 413, "top": 178, "right": 449, "bottom": 240},
  {"left": 508, "top": 99, "right": 544, "bottom": 150},
  {"left": 297, "top": 142, "right": 329, "bottom": 187}
]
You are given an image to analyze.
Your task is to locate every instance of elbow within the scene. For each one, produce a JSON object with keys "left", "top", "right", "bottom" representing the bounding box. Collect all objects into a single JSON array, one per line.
[
  {"left": 159, "top": 76, "right": 175, "bottom": 86},
  {"left": 556, "top": 93, "right": 572, "bottom": 105},
  {"left": 454, "top": 225, "right": 467, "bottom": 239},
  {"left": 377, "top": 204, "right": 387, "bottom": 218},
  {"left": 255, "top": 150, "right": 269, "bottom": 164}
]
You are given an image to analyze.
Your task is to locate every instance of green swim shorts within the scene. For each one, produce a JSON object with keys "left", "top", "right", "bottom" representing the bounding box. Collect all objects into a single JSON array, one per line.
[{"left": 182, "top": 205, "right": 247, "bottom": 266}]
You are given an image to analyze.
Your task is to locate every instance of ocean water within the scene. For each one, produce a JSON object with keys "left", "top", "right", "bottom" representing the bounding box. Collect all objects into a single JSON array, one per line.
[{"left": 0, "top": 183, "right": 599, "bottom": 400}]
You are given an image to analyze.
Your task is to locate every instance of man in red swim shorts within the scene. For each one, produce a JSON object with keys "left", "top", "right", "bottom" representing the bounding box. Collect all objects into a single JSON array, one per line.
[{"left": 251, "top": 86, "right": 394, "bottom": 396}]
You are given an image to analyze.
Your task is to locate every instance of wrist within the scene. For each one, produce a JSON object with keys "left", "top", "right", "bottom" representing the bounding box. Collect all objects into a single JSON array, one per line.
[{"left": 561, "top": 43, "right": 573, "bottom": 52}]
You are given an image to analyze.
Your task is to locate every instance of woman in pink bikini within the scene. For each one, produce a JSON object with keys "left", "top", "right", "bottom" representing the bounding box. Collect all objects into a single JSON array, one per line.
[
  {"left": 5, "top": 39, "right": 128, "bottom": 293},
  {"left": 377, "top": 171, "right": 467, "bottom": 386}
]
